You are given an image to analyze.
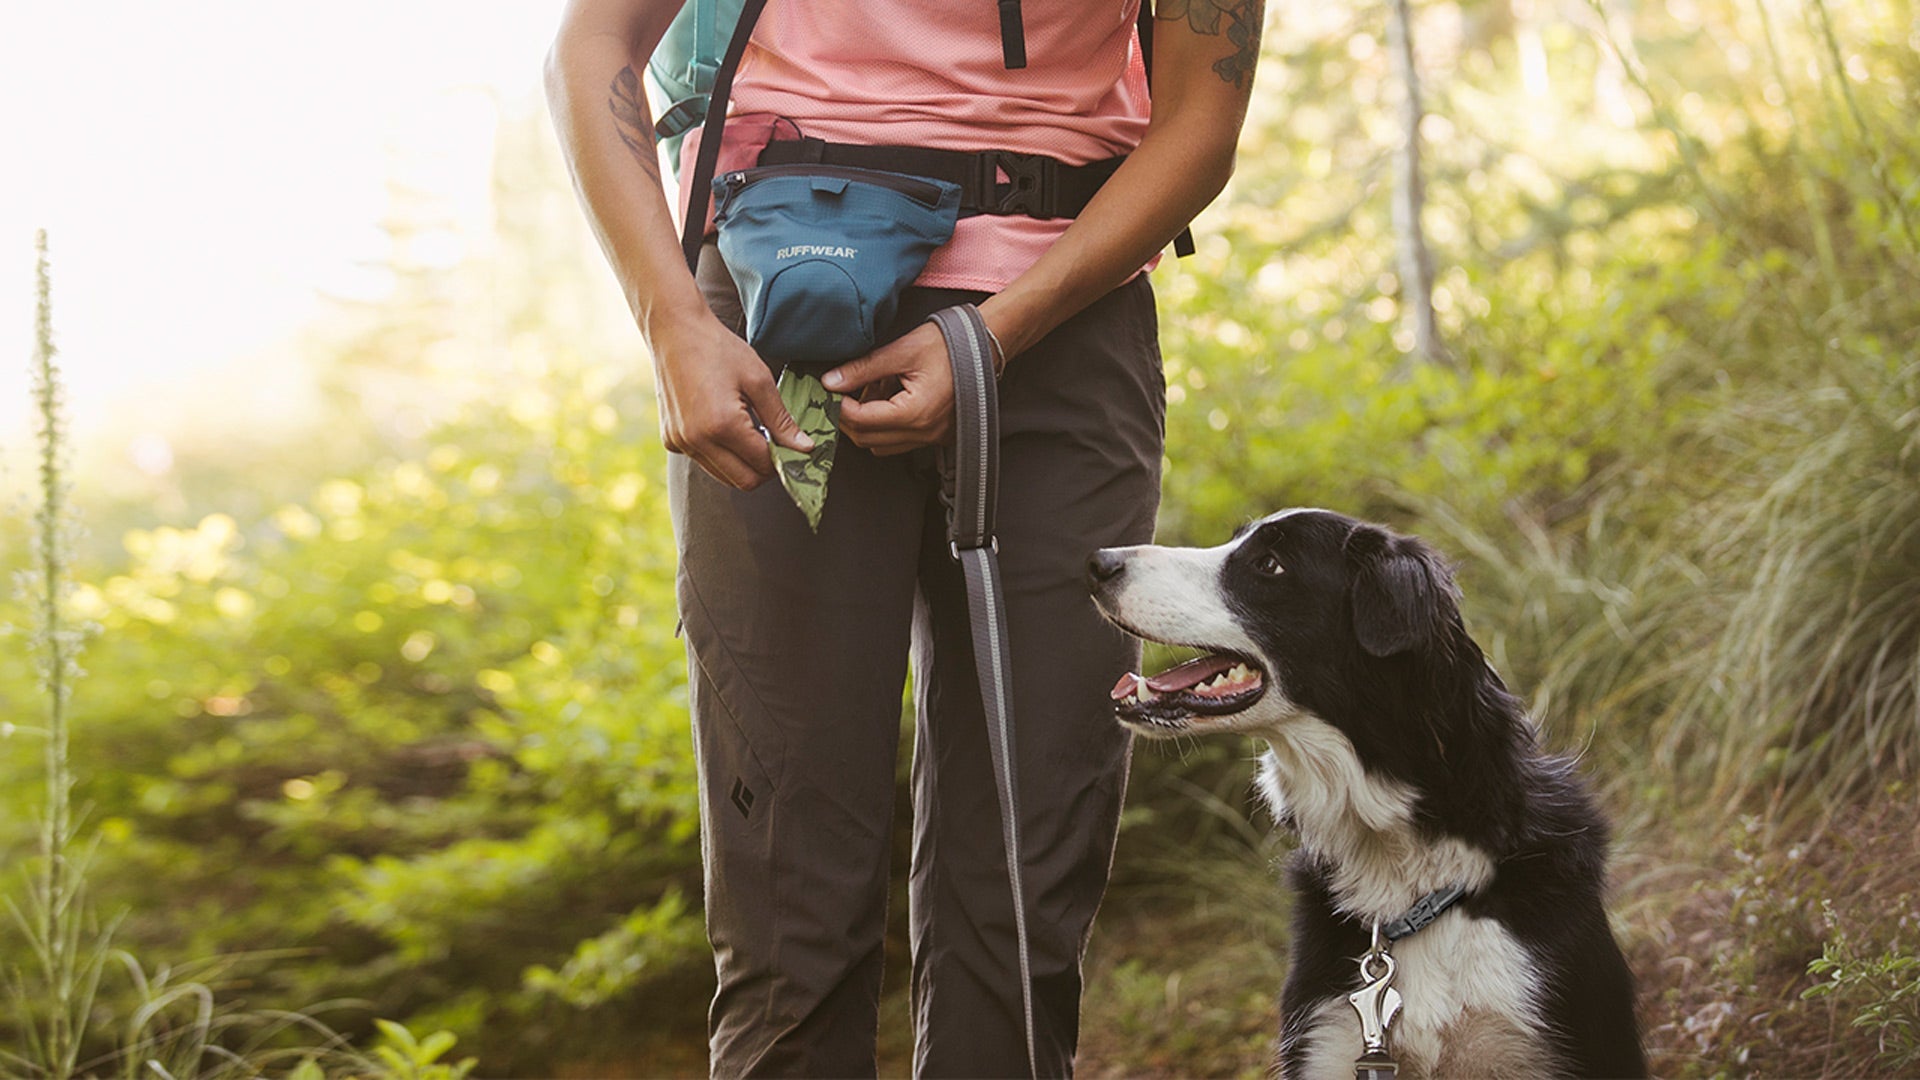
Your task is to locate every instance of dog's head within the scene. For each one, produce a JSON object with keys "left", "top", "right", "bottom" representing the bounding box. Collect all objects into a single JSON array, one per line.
[{"left": 1088, "top": 508, "right": 1466, "bottom": 742}]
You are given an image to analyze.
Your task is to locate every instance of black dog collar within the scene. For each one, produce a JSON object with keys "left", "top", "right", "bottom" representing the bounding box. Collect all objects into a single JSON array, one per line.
[{"left": 1379, "top": 883, "right": 1469, "bottom": 942}]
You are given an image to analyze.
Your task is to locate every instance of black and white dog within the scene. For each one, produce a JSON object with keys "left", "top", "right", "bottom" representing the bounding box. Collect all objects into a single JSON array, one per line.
[{"left": 1088, "top": 509, "right": 1645, "bottom": 1078}]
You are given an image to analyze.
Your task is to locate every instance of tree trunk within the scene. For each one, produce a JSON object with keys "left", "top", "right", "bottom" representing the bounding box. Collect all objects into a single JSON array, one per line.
[{"left": 1387, "top": 0, "right": 1447, "bottom": 364}]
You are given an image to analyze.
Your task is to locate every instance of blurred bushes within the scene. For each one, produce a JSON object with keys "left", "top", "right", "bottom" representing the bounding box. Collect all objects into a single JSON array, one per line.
[{"left": 6, "top": 369, "right": 707, "bottom": 1067}]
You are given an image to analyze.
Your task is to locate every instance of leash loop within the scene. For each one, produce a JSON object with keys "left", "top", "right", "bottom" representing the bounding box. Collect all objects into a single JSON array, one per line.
[{"left": 1358, "top": 949, "right": 1394, "bottom": 985}]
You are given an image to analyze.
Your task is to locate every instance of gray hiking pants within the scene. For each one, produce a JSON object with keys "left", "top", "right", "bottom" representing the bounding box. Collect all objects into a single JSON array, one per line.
[{"left": 671, "top": 248, "right": 1164, "bottom": 1077}]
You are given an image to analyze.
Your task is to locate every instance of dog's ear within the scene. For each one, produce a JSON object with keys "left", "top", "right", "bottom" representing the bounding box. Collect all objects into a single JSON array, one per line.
[{"left": 1345, "top": 525, "right": 1457, "bottom": 658}]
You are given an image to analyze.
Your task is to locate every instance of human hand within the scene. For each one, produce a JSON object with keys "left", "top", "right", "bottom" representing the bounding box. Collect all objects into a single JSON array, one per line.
[
  {"left": 822, "top": 323, "right": 954, "bottom": 456},
  {"left": 652, "top": 314, "right": 813, "bottom": 489}
]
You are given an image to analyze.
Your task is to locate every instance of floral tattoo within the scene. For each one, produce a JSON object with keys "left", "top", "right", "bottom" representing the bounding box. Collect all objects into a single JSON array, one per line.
[{"left": 1157, "top": 0, "right": 1263, "bottom": 89}]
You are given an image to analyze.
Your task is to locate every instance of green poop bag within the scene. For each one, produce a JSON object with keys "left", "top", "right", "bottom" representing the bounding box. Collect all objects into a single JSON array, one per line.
[{"left": 770, "top": 367, "right": 841, "bottom": 532}]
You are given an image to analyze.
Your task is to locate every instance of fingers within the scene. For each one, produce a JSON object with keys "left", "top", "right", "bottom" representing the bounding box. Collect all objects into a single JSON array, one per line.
[
  {"left": 839, "top": 391, "right": 951, "bottom": 454},
  {"left": 665, "top": 400, "right": 778, "bottom": 491},
  {"left": 692, "top": 443, "right": 773, "bottom": 490},
  {"left": 743, "top": 374, "right": 815, "bottom": 455},
  {"left": 836, "top": 392, "right": 912, "bottom": 434},
  {"left": 650, "top": 317, "right": 800, "bottom": 490},
  {"left": 822, "top": 335, "right": 914, "bottom": 394}
]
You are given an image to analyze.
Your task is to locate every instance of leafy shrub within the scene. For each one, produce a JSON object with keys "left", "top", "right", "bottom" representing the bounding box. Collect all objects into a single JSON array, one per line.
[{"left": 1804, "top": 901, "right": 1920, "bottom": 1069}]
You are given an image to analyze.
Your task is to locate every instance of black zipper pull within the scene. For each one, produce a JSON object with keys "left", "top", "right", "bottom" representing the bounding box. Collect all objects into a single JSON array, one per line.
[{"left": 717, "top": 171, "right": 748, "bottom": 207}]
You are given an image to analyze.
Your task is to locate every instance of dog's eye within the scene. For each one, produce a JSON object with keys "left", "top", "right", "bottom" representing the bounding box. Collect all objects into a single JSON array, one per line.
[{"left": 1253, "top": 552, "right": 1284, "bottom": 576}]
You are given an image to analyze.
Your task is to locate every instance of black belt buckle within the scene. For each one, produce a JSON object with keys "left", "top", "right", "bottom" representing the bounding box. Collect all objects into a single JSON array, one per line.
[{"left": 988, "top": 151, "right": 1057, "bottom": 218}]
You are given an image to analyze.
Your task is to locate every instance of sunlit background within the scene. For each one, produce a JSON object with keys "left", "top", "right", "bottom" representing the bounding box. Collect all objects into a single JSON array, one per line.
[{"left": 0, "top": 0, "right": 620, "bottom": 475}]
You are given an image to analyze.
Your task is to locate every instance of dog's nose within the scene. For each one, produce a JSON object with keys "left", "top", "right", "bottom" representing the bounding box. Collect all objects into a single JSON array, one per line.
[{"left": 1086, "top": 548, "right": 1127, "bottom": 586}]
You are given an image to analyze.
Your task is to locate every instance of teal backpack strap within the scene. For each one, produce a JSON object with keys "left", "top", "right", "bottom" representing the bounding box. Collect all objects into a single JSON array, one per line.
[
  {"left": 650, "top": 0, "right": 744, "bottom": 166},
  {"left": 680, "top": 0, "right": 771, "bottom": 271},
  {"left": 690, "top": 0, "right": 719, "bottom": 95}
]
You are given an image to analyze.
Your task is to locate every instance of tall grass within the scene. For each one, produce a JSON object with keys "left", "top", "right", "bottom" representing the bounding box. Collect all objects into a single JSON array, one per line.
[
  {"left": 4, "top": 229, "right": 106, "bottom": 1080},
  {"left": 1422, "top": 0, "right": 1920, "bottom": 825},
  {"left": 1439, "top": 336, "right": 1919, "bottom": 829},
  {"left": 1671, "top": 347, "right": 1920, "bottom": 813},
  {"left": 1460, "top": 343, "right": 1920, "bottom": 822}
]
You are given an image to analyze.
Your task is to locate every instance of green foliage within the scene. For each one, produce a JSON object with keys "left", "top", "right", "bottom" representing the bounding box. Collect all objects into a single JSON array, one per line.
[
  {"left": 2, "top": 853, "right": 118, "bottom": 1080},
  {"left": 364, "top": 1019, "right": 477, "bottom": 1080},
  {"left": 4, "top": 127, "right": 709, "bottom": 1071},
  {"left": 3, "top": 237, "right": 373, "bottom": 1080},
  {"left": 1804, "top": 904, "right": 1920, "bottom": 1069},
  {"left": 1661, "top": 346, "right": 1920, "bottom": 809},
  {"left": 1, "top": 373, "right": 709, "bottom": 1062},
  {"left": 521, "top": 890, "right": 704, "bottom": 1009},
  {"left": 1079, "top": 824, "right": 1294, "bottom": 1080},
  {"left": 1626, "top": 798, "right": 1920, "bottom": 1076},
  {"left": 1146, "top": 0, "right": 1920, "bottom": 826}
]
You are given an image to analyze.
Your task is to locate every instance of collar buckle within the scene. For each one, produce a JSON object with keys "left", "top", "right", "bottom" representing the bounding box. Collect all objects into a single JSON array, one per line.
[{"left": 1380, "top": 882, "right": 1468, "bottom": 942}]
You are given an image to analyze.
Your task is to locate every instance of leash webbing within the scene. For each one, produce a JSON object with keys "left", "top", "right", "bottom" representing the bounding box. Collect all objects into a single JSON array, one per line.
[{"left": 929, "top": 303, "right": 1038, "bottom": 1079}]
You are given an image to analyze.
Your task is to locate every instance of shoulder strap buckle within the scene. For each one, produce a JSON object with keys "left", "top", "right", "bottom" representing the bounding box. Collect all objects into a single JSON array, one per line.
[{"left": 654, "top": 95, "right": 712, "bottom": 140}]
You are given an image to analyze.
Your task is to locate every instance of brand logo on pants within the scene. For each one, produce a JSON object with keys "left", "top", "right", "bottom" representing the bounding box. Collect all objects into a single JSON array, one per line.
[{"left": 730, "top": 777, "right": 756, "bottom": 818}]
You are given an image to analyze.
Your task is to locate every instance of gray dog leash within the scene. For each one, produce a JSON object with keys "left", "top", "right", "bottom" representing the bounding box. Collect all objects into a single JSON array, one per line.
[{"left": 927, "top": 303, "right": 1037, "bottom": 1078}]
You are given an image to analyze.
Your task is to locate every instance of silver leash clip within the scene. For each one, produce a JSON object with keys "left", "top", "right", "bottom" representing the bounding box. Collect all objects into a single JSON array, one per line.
[{"left": 1348, "top": 922, "right": 1402, "bottom": 1078}]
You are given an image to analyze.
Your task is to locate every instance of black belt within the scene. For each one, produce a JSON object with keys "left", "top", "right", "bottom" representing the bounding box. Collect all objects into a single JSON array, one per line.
[{"left": 757, "top": 137, "right": 1125, "bottom": 220}]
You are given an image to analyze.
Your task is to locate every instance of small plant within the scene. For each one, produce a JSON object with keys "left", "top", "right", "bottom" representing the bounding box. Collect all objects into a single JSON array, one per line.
[
  {"left": 1803, "top": 899, "right": 1920, "bottom": 1069},
  {"left": 363, "top": 1019, "right": 476, "bottom": 1080}
]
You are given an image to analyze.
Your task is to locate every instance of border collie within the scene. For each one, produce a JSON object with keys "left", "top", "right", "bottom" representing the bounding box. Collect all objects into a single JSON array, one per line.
[{"left": 1087, "top": 509, "right": 1645, "bottom": 1078}]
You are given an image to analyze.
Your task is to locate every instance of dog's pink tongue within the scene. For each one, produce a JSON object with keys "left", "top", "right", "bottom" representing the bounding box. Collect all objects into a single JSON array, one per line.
[
  {"left": 1145, "top": 654, "right": 1237, "bottom": 694},
  {"left": 1110, "top": 672, "right": 1143, "bottom": 702}
]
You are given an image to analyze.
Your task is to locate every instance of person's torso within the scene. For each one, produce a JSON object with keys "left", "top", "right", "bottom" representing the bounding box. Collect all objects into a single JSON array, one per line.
[{"left": 684, "top": 0, "right": 1152, "bottom": 292}]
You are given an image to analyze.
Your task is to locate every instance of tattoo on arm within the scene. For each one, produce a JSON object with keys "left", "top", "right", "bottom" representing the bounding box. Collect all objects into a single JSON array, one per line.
[
  {"left": 608, "top": 65, "right": 663, "bottom": 183},
  {"left": 1157, "top": 0, "right": 1263, "bottom": 89}
]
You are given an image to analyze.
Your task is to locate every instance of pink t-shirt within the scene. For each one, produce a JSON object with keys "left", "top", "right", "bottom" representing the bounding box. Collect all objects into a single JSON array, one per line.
[{"left": 679, "top": 0, "right": 1152, "bottom": 292}]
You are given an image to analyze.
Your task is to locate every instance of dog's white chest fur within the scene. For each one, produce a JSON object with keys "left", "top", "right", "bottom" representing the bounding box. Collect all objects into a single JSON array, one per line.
[
  {"left": 1291, "top": 916, "right": 1553, "bottom": 1078},
  {"left": 1256, "top": 736, "right": 1557, "bottom": 1077}
]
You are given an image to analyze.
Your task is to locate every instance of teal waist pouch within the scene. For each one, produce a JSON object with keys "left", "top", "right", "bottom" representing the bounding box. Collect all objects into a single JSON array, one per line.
[{"left": 711, "top": 163, "right": 962, "bottom": 366}]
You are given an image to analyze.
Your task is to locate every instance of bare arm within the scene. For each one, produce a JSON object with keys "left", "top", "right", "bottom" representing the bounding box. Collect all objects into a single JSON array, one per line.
[
  {"left": 828, "top": 0, "right": 1263, "bottom": 453},
  {"left": 984, "top": 0, "right": 1261, "bottom": 354},
  {"left": 546, "top": 0, "right": 809, "bottom": 489}
]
